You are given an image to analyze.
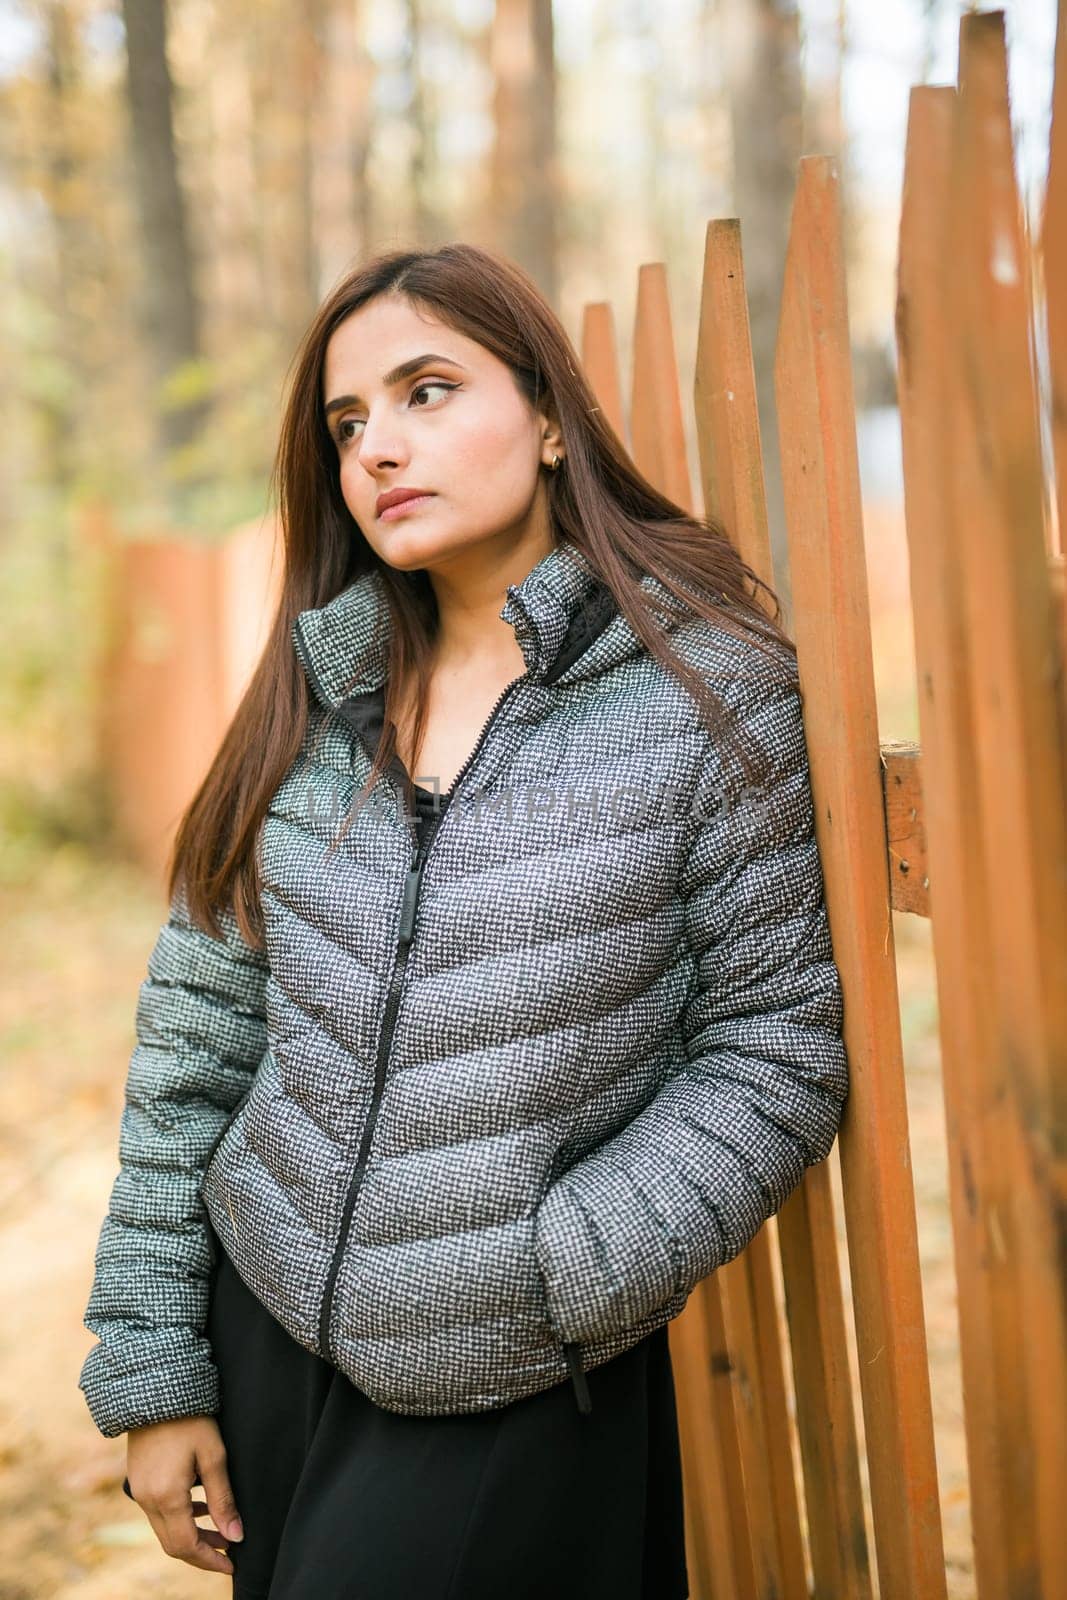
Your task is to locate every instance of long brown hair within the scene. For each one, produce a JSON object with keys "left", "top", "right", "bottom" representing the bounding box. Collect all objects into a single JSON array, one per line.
[{"left": 169, "top": 242, "right": 794, "bottom": 950}]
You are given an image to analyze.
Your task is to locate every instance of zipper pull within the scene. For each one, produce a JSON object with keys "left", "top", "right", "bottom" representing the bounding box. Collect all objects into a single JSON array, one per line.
[
  {"left": 398, "top": 844, "right": 424, "bottom": 947},
  {"left": 564, "top": 1341, "right": 593, "bottom": 1415}
]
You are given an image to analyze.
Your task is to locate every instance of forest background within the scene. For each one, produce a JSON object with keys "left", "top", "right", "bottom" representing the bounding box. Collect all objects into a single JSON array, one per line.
[{"left": 0, "top": 1, "right": 1057, "bottom": 1594}]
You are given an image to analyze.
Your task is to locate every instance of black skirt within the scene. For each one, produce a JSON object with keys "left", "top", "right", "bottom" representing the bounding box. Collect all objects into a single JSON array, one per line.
[{"left": 202, "top": 1213, "right": 690, "bottom": 1600}]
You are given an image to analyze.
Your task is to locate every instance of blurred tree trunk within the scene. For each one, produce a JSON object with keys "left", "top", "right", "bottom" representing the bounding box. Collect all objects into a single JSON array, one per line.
[
  {"left": 247, "top": 0, "right": 323, "bottom": 353},
  {"left": 293, "top": 0, "right": 323, "bottom": 328},
  {"left": 247, "top": 16, "right": 279, "bottom": 327},
  {"left": 489, "top": 0, "right": 559, "bottom": 306},
  {"left": 403, "top": 0, "right": 445, "bottom": 244},
  {"left": 719, "top": 0, "right": 802, "bottom": 634},
  {"left": 319, "top": 0, "right": 375, "bottom": 273},
  {"left": 120, "top": 0, "right": 205, "bottom": 472},
  {"left": 204, "top": 9, "right": 268, "bottom": 334},
  {"left": 40, "top": 0, "right": 82, "bottom": 509}
]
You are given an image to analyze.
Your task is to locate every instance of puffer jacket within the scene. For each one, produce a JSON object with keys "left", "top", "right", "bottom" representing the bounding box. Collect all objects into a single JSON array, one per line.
[{"left": 79, "top": 534, "right": 849, "bottom": 1438}]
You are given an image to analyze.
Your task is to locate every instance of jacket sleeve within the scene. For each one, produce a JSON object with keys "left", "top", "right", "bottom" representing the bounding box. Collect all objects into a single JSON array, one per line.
[
  {"left": 533, "top": 665, "right": 849, "bottom": 1344},
  {"left": 78, "top": 882, "right": 269, "bottom": 1438}
]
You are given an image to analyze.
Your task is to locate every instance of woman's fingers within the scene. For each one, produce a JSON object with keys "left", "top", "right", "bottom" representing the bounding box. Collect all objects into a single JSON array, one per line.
[
  {"left": 191, "top": 1499, "right": 234, "bottom": 1554},
  {"left": 197, "top": 1439, "right": 245, "bottom": 1547},
  {"left": 147, "top": 1490, "right": 236, "bottom": 1575}
]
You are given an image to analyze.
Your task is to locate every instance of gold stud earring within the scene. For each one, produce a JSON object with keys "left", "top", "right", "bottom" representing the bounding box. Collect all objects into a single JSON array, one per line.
[{"left": 550, "top": 454, "right": 561, "bottom": 471}]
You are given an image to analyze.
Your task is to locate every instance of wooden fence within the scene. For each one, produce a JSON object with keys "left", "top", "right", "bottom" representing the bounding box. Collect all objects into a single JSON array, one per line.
[
  {"left": 84, "top": 6, "right": 1065, "bottom": 1594},
  {"left": 576, "top": 10, "right": 1065, "bottom": 1598},
  {"left": 82, "top": 508, "right": 283, "bottom": 882}
]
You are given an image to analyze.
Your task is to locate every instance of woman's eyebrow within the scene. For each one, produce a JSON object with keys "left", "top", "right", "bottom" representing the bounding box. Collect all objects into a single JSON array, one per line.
[{"left": 324, "top": 354, "right": 468, "bottom": 417}]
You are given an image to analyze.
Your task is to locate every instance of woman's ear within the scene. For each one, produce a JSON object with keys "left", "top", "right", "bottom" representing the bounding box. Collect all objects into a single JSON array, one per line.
[{"left": 540, "top": 425, "right": 565, "bottom": 468}]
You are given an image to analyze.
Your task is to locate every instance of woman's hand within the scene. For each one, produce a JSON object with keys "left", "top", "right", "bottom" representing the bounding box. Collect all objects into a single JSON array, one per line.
[{"left": 125, "top": 1415, "right": 243, "bottom": 1576}]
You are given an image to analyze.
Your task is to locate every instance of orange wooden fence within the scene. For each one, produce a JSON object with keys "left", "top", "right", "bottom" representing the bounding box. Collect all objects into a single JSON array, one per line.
[
  {"left": 576, "top": 10, "right": 1066, "bottom": 1598},
  {"left": 81, "top": 510, "right": 282, "bottom": 882}
]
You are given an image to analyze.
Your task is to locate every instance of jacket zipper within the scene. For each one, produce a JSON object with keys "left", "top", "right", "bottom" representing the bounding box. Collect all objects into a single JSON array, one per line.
[
  {"left": 319, "top": 673, "right": 538, "bottom": 1361},
  {"left": 297, "top": 617, "right": 593, "bottom": 1412},
  {"left": 317, "top": 802, "right": 445, "bottom": 1361}
]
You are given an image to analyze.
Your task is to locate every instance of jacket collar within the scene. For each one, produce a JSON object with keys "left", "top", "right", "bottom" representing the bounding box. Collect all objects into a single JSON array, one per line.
[{"left": 291, "top": 535, "right": 622, "bottom": 712}]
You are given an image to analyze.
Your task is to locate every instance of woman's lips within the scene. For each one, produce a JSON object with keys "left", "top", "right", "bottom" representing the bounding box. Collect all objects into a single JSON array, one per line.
[{"left": 378, "top": 494, "right": 435, "bottom": 521}]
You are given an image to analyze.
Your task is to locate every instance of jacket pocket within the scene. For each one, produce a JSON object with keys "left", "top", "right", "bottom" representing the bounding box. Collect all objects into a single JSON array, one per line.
[
  {"left": 203, "top": 1085, "right": 252, "bottom": 1177},
  {"left": 531, "top": 1228, "right": 593, "bottom": 1415}
]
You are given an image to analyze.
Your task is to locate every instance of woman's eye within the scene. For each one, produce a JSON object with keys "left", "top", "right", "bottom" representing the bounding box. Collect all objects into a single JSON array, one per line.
[
  {"left": 335, "top": 381, "right": 457, "bottom": 445},
  {"left": 411, "top": 380, "right": 455, "bottom": 407}
]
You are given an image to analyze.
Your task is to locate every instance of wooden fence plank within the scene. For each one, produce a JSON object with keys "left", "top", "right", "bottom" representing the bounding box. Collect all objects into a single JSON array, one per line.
[
  {"left": 694, "top": 219, "right": 775, "bottom": 594},
  {"left": 673, "top": 1279, "right": 753, "bottom": 1599},
  {"left": 625, "top": 257, "right": 763, "bottom": 1599},
  {"left": 1052, "top": 553, "right": 1067, "bottom": 719},
  {"left": 216, "top": 512, "right": 283, "bottom": 721},
  {"left": 692, "top": 221, "right": 850, "bottom": 1599},
  {"left": 717, "top": 1237, "right": 810, "bottom": 1600},
  {"left": 776, "top": 1169, "right": 872, "bottom": 1596},
  {"left": 100, "top": 539, "right": 225, "bottom": 881},
  {"left": 947, "top": 18, "right": 1067, "bottom": 1593},
  {"left": 896, "top": 80, "right": 1023, "bottom": 1599},
  {"left": 743, "top": 1227, "right": 810, "bottom": 1597},
  {"left": 1040, "top": 0, "right": 1065, "bottom": 558},
  {"left": 775, "top": 153, "right": 948, "bottom": 1598},
  {"left": 630, "top": 263, "right": 694, "bottom": 513},
  {"left": 579, "top": 301, "right": 628, "bottom": 451},
  {"left": 705, "top": 1270, "right": 764, "bottom": 1599}
]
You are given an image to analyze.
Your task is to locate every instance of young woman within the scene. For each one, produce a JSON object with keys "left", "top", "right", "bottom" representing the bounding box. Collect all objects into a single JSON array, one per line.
[{"left": 79, "top": 242, "right": 849, "bottom": 1600}]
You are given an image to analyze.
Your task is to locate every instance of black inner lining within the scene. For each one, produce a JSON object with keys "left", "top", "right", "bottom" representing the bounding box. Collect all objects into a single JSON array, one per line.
[{"left": 334, "top": 576, "right": 619, "bottom": 819}]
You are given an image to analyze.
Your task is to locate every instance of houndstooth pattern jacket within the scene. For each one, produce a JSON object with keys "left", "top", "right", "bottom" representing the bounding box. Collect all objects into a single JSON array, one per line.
[{"left": 78, "top": 534, "right": 850, "bottom": 1438}]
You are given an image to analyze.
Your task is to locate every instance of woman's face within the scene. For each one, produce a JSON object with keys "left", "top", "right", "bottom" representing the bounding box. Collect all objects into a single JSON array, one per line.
[{"left": 321, "top": 294, "right": 561, "bottom": 572}]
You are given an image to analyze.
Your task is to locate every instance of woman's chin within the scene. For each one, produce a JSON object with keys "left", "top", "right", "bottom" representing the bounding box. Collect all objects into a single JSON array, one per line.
[{"left": 366, "top": 521, "right": 446, "bottom": 570}]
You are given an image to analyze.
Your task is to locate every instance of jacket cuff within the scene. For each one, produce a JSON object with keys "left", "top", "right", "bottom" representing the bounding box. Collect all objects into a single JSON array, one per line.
[{"left": 78, "top": 1334, "right": 219, "bottom": 1440}]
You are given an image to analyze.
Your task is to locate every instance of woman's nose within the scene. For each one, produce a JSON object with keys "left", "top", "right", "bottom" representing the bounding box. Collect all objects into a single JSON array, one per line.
[{"left": 357, "top": 414, "right": 409, "bottom": 471}]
